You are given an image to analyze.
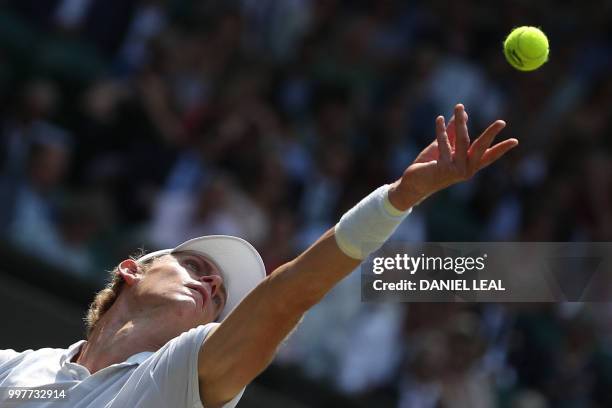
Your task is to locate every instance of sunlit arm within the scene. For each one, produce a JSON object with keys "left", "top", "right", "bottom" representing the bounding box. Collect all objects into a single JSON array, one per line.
[{"left": 196, "top": 104, "right": 518, "bottom": 407}]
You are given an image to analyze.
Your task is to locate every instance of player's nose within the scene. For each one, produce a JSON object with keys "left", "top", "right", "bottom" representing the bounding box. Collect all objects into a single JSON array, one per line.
[{"left": 200, "top": 275, "right": 223, "bottom": 298}]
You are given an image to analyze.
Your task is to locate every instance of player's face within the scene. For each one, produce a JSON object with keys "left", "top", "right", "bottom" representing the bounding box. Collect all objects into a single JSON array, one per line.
[{"left": 132, "top": 252, "right": 227, "bottom": 329}]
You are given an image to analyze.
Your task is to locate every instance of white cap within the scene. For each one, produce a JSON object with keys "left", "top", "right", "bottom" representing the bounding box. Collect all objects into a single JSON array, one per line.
[{"left": 137, "top": 236, "right": 266, "bottom": 321}]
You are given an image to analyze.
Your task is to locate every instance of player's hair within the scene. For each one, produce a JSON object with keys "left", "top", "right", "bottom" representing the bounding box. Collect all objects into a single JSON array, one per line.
[{"left": 84, "top": 251, "right": 157, "bottom": 338}]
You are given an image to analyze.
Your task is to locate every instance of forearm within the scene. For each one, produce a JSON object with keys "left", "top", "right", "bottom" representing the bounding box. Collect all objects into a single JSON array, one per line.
[
  {"left": 231, "top": 180, "right": 424, "bottom": 325},
  {"left": 269, "top": 228, "right": 361, "bottom": 311},
  {"left": 272, "top": 179, "right": 427, "bottom": 308}
]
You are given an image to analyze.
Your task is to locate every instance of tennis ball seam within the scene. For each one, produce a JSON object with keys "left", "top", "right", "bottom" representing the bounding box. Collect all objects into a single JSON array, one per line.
[
  {"left": 503, "top": 26, "right": 549, "bottom": 71},
  {"left": 505, "top": 46, "right": 524, "bottom": 68}
]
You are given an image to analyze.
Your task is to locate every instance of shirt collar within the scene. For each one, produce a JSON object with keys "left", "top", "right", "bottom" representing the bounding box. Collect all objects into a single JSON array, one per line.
[
  {"left": 60, "top": 340, "right": 87, "bottom": 366},
  {"left": 60, "top": 340, "right": 154, "bottom": 367}
]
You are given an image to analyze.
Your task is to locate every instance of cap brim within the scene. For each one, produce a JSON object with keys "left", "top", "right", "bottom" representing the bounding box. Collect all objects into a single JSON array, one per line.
[{"left": 138, "top": 236, "right": 266, "bottom": 320}]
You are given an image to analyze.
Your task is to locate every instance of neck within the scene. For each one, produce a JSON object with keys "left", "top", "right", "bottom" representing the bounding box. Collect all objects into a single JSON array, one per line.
[{"left": 75, "top": 300, "right": 167, "bottom": 373}]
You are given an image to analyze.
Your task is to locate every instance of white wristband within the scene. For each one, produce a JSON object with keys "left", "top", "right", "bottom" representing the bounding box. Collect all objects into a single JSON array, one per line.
[{"left": 334, "top": 184, "right": 412, "bottom": 260}]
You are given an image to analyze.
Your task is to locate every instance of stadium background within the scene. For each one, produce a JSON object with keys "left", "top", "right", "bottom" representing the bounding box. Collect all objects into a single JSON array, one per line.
[{"left": 1, "top": 0, "right": 611, "bottom": 406}]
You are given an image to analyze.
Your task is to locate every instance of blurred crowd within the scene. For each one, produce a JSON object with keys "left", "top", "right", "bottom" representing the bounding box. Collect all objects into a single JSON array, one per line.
[{"left": 1, "top": 0, "right": 612, "bottom": 406}]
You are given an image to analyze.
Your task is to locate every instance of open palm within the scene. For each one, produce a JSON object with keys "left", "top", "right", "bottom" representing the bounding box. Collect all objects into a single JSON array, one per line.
[{"left": 395, "top": 104, "right": 519, "bottom": 206}]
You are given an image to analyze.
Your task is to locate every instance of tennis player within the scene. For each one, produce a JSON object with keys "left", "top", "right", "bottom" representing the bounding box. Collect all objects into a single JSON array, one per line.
[{"left": 0, "top": 105, "right": 517, "bottom": 407}]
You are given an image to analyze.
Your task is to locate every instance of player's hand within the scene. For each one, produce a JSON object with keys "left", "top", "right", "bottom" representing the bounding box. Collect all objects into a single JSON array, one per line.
[{"left": 388, "top": 104, "right": 519, "bottom": 211}]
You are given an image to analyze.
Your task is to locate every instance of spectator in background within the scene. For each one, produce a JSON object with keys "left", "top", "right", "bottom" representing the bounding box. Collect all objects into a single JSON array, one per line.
[
  {"left": 5, "top": 127, "right": 95, "bottom": 274},
  {"left": 150, "top": 173, "right": 268, "bottom": 249},
  {"left": 0, "top": 80, "right": 61, "bottom": 230},
  {"left": 398, "top": 311, "right": 495, "bottom": 408},
  {"left": 510, "top": 390, "right": 549, "bottom": 408}
]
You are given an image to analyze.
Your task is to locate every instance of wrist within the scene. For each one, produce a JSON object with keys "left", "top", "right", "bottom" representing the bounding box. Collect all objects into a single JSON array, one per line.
[
  {"left": 388, "top": 179, "right": 429, "bottom": 211},
  {"left": 335, "top": 185, "right": 411, "bottom": 260}
]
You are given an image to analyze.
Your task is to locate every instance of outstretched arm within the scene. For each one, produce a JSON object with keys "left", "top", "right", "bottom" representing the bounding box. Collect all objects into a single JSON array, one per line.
[{"left": 197, "top": 104, "right": 518, "bottom": 407}]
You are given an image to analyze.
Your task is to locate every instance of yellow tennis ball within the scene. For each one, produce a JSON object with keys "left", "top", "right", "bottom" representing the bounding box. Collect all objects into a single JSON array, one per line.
[{"left": 503, "top": 26, "right": 549, "bottom": 71}]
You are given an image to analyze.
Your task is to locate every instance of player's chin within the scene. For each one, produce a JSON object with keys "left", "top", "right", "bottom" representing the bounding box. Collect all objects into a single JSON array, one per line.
[
  {"left": 178, "top": 307, "right": 211, "bottom": 330},
  {"left": 166, "top": 296, "right": 203, "bottom": 320}
]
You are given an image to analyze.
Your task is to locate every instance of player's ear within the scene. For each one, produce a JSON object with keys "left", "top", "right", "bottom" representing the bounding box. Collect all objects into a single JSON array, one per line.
[{"left": 118, "top": 259, "right": 141, "bottom": 286}]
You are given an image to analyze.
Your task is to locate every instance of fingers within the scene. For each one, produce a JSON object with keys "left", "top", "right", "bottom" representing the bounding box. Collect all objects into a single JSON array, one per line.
[
  {"left": 468, "top": 120, "right": 506, "bottom": 170},
  {"left": 453, "top": 104, "right": 470, "bottom": 169},
  {"left": 445, "top": 111, "right": 467, "bottom": 150},
  {"left": 435, "top": 116, "right": 452, "bottom": 162},
  {"left": 446, "top": 115, "right": 456, "bottom": 149},
  {"left": 478, "top": 138, "right": 519, "bottom": 170}
]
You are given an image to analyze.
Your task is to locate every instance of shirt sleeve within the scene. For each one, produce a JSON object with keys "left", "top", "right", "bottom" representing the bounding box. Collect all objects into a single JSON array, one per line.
[
  {"left": 0, "top": 350, "right": 19, "bottom": 367},
  {"left": 111, "top": 323, "right": 245, "bottom": 408}
]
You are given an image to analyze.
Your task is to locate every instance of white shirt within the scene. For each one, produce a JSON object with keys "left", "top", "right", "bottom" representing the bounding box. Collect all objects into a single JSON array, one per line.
[{"left": 0, "top": 323, "right": 244, "bottom": 407}]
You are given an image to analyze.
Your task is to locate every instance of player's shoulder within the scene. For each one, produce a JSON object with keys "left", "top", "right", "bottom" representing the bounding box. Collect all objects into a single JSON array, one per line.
[
  {"left": 178, "top": 323, "right": 219, "bottom": 339},
  {"left": 0, "top": 349, "right": 22, "bottom": 366},
  {"left": 203, "top": 322, "right": 221, "bottom": 340},
  {"left": 7, "top": 345, "right": 74, "bottom": 360},
  {"left": 1, "top": 347, "right": 55, "bottom": 358},
  {"left": 0, "top": 345, "right": 70, "bottom": 370},
  {"left": 161, "top": 323, "right": 220, "bottom": 352}
]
